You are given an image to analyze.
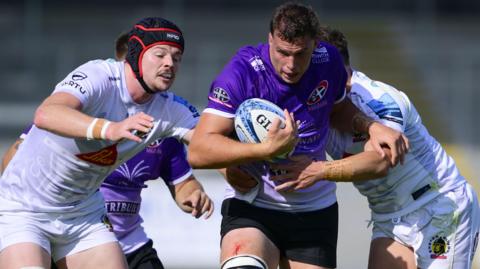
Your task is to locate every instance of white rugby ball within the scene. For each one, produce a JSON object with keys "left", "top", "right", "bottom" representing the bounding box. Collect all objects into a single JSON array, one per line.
[{"left": 234, "top": 98, "right": 285, "bottom": 144}]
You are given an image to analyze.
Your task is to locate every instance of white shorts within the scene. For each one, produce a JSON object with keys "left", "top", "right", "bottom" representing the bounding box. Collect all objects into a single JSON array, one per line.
[
  {"left": 0, "top": 207, "right": 118, "bottom": 261},
  {"left": 372, "top": 183, "right": 480, "bottom": 269}
]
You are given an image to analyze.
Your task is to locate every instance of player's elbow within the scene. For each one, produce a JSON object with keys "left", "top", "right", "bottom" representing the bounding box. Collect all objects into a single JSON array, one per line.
[
  {"left": 187, "top": 146, "right": 207, "bottom": 169},
  {"left": 33, "top": 106, "right": 48, "bottom": 130}
]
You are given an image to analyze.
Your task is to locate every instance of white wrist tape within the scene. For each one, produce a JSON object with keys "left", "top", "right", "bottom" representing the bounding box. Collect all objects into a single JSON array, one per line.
[
  {"left": 86, "top": 118, "right": 99, "bottom": 140},
  {"left": 101, "top": 121, "right": 111, "bottom": 140}
]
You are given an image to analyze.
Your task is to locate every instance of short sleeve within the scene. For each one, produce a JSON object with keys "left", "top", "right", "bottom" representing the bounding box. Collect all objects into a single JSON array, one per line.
[
  {"left": 157, "top": 138, "right": 192, "bottom": 186},
  {"left": 204, "top": 54, "right": 250, "bottom": 118},
  {"left": 156, "top": 94, "right": 200, "bottom": 141},
  {"left": 53, "top": 60, "right": 110, "bottom": 111}
]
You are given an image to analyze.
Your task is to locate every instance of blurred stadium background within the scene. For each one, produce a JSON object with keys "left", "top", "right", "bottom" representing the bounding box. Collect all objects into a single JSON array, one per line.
[{"left": 0, "top": 0, "right": 478, "bottom": 268}]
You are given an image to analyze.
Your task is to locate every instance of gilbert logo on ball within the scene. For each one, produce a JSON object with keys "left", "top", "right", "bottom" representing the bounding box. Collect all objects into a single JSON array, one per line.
[
  {"left": 234, "top": 98, "right": 292, "bottom": 161},
  {"left": 235, "top": 98, "right": 285, "bottom": 144}
]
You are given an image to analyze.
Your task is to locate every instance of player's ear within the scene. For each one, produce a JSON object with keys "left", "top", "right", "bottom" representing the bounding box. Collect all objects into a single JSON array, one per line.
[{"left": 268, "top": 33, "right": 273, "bottom": 46}]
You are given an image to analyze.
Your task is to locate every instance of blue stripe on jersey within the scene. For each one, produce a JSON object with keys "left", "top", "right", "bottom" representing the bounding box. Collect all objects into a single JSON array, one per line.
[
  {"left": 366, "top": 93, "right": 403, "bottom": 125},
  {"left": 173, "top": 95, "right": 200, "bottom": 118}
]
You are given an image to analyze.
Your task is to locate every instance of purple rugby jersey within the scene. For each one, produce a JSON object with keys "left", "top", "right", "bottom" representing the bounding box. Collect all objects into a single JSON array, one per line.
[
  {"left": 205, "top": 42, "right": 347, "bottom": 211},
  {"left": 100, "top": 137, "right": 192, "bottom": 244}
]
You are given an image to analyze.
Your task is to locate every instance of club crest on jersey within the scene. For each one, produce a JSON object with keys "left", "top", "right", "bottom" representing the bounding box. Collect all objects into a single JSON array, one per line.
[
  {"left": 212, "top": 87, "right": 230, "bottom": 102},
  {"left": 428, "top": 235, "right": 450, "bottom": 259},
  {"left": 307, "top": 80, "right": 328, "bottom": 106},
  {"left": 76, "top": 144, "right": 118, "bottom": 166},
  {"left": 209, "top": 87, "right": 232, "bottom": 108},
  {"left": 146, "top": 139, "right": 164, "bottom": 154}
]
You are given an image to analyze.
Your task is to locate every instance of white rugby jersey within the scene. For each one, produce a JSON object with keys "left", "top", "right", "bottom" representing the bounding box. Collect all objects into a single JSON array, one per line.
[
  {"left": 327, "top": 70, "right": 466, "bottom": 221},
  {"left": 0, "top": 59, "right": 198, "bottom": 217}
]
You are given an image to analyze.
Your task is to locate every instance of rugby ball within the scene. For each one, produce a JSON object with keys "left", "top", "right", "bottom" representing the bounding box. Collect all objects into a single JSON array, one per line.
[{"left": 234, "top": 98, "right": 285, "bottom": 144}]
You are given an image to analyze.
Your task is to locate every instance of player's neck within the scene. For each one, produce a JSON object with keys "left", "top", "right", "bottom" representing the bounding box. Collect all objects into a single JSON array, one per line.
[{"left": 124, "top": 62, "right": 153, "bottom": 104}]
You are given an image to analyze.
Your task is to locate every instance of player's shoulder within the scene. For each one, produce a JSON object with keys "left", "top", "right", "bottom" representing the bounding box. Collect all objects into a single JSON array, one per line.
[
  {"left": 228, "top": 44, "right": 267, "bottom": 73},
  {"left": 351, "top": 70, "right": 409, "bottom": 104},
  {"left": 72, "top": 59, "right": 120, "bottom": 81},
  {"left": 158, "top": 92, "right": 200, "bottom": 117}
]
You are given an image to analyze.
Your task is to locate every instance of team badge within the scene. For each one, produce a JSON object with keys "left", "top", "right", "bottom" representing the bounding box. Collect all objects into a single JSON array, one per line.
[
  {"left": 146, "top": 139, "right": 164, "bottom": 154},
  {"left": 76, "top": 144, "right": 118, "bottom": 166},
  {"left": 428, "top": 235, "right": 450, "bottom": 259},
  {"left": 307, "top": 80, "right": 328, "bottom": 105},
  {"left": 212, "top": 87, "right": 230, "bottom": 103}
]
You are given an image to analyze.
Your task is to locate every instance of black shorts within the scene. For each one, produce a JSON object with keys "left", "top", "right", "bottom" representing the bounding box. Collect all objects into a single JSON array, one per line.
[
  {"left": 220, "top": 198, "right": 338, "bottom": 268},
  {"left": 126, "top": 240, "right": 164, "bottom": 269}
]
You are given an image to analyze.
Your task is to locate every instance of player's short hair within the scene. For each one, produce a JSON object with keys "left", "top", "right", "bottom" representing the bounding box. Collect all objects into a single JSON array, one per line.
[
  {"left": 269, "top": 2, "right": 320, "bottom": 42},
  {"left": 115, "top": 32, "right": 129, "bottom": 61},
  {"left": 323, "top": 27, "right": 350, "bottom": 66}
]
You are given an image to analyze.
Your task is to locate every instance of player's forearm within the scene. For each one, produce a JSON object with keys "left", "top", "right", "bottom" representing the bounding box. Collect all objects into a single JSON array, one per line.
[
  {"left": 320, "top": 151, "right": 390, "bottom": 182},
  {"left": 34, "top": 104, "right": 107, "bottom": 139},
  {"left": 188, "top": 133, "right": 270, "bottom": 169}
]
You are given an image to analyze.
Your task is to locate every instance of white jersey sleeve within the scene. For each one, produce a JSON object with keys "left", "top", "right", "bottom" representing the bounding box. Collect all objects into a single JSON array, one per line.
[
  {"left": 348, "top": 71, "right": 410, "bottom": 133},
  {"left": 53, "top": 60, "right": 112, "bottom": 111},
  {"left": 343, "top": 70, "right": 466, "bottom": 220},
  {"left": 154, "top": 93, "right": 199, "bottom": 141}
]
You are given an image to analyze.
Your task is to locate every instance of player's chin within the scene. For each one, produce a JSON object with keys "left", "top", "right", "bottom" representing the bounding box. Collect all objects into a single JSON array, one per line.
[
  {"left": 281, "top": 74, "right": 300, "bottom": 84},
  {"left": 152, "top": 81, "right": 173, "bottom": 92}
]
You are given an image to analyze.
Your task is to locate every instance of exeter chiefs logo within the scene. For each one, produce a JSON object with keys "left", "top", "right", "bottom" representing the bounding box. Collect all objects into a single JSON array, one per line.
[
  {"left": 428, "top": 235, "right": 450, "bottom": 259},
  {"left": 307, "top": 80, "right": 328, "bottom": 105}
]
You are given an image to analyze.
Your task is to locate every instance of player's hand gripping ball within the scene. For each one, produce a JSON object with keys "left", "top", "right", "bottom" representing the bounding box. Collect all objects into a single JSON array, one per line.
[{"left": 234, "top": 98, "right": 292, "bottom": 160}]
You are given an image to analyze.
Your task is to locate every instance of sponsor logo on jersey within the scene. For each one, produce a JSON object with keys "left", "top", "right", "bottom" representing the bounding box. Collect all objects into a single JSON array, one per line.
[
  {"left": 307, "top": 80, "right": 328, "bottom": 106},
  {"left": 60, "top": 80, "right": 85, "bottom": 94},
  {"left": 72, "top": 71, "right": 88, "bottom": 81},
  {"left": 312, "top": 46, "right": 329, "bottom": 64},
  {"left": 298, "top": 133, "right": 322, "bottom": 146},
  {"left": 76, "top": 144, "right": 118, "bottom": 166},
  {"left": 105, "top": 201, "right": 141, "bottom": 214},
  {"left": 108, "top": 76, "right": 120, "bottom": 81},
  {"left": 428, "top": 235, "right": 450, "bottom": 259},
  {"left": 249, "top": 55, "right": 266, "bottom": 71}
]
